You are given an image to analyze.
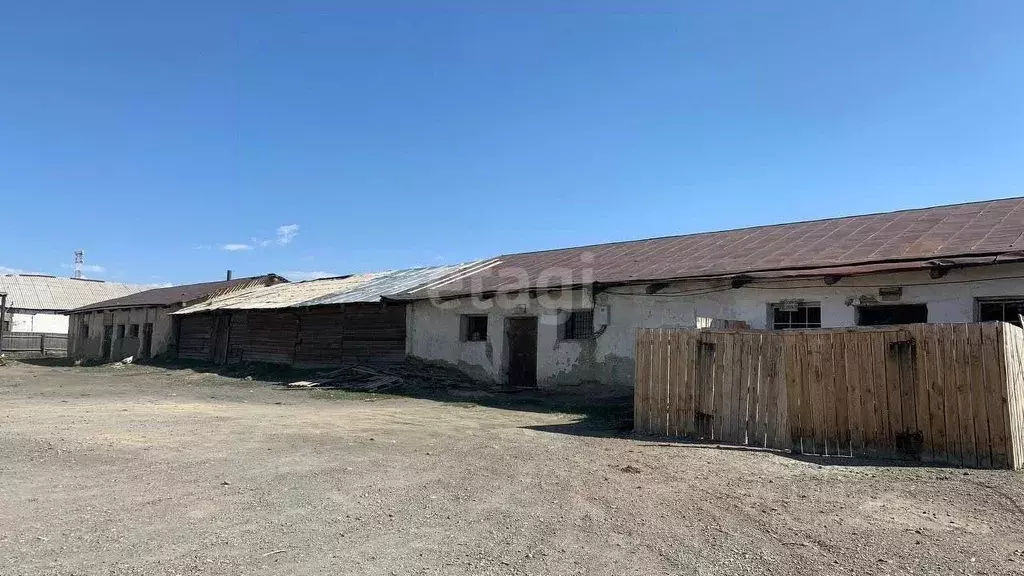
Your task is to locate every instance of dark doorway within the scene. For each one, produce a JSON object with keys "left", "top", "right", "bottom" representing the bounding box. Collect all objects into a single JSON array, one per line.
[
  {"left": 506, "top": 317, "right": 538, "bottom": 388},
  {"left": 857, "top": 304, "right": 928, "bottom": 326},
  {"left": 102, "top": 325, "right": 113, "bottom": 361},
  {"left": 141, "top": 323, "right": 153, "bottom": 360},
  {"left": 211, "top": 315, "right": 231, "bottom": 364}
]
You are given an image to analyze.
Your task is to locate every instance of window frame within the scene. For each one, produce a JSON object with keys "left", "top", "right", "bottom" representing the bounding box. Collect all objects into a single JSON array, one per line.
[
  {"left": 559, "top": 309, "right": 595, "bottom": 341},
  {"left": 769, "top": 301, "right": 822, "bottom": 330},
  {"left": 460, "top": 314, "right": 489, "bottom": 342},
  {"left": 976, "top": 297, "right": 1024, "bottom": 326},
  {"left": 116, "top": 324, "right": 126, "bottom": 338},
  {"left": 129, "top": 324, "right": 140, "bottom": 338}
]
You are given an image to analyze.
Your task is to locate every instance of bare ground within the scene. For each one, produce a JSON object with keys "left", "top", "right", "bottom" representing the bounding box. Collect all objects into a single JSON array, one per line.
[{"left": 1, "top": 361, "right": 1024, "bottom": 576}]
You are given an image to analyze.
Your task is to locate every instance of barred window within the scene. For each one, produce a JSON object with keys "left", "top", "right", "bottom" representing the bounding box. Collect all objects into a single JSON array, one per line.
[
  {"left": 770, "top": 303, "right": 821, "bottom": 330},
  {"left": 978, "top": 299, "right": 1024, "bottom": 326},
  {"left": 560, "top": 310, "right": 594, "bottom": 340}
]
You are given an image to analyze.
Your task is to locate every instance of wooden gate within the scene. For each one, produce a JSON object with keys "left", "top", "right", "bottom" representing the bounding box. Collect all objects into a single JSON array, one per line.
[{"left": 635, "top": 323, "right": 1024, "bottom": 469}]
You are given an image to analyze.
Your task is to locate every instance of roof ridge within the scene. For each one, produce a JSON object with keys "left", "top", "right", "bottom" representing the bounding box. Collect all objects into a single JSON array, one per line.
[{"left": 492, "top": 195, "right": 1024, "bottom": 259}]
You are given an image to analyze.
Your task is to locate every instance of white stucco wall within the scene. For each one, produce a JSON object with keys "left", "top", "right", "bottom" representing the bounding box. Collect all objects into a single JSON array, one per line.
[
  {"left": 68, "top": 306, "right": 176, "bottom": 361},
  {"left": 407, "top": 263, "right": 1024, "bottom": 391},
  {"left": 7, "top": 311, "right": 69, "bottom": 334}
]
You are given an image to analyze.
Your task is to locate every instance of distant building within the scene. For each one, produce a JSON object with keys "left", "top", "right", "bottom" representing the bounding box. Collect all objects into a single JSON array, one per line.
[
  {"left": 0, "top": 274, "right": 149, "bottom": 334},
  {"left": 68, "top": 274, "right": 286, "bottom": 362}
]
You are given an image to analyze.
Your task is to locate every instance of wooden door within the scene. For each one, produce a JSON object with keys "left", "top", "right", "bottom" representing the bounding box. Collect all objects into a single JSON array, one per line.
[
  {"left": 506, "top": 317, "right": 538, "bottom": 388},
  {"left": 211, "top": 314, "right": 231, "bottom": 364},
  {"left": 102, "top": 325, "right": 113, "bottom": 361},
  {"left": 141, "top": 323, "right": 153, "bottom": 360}
]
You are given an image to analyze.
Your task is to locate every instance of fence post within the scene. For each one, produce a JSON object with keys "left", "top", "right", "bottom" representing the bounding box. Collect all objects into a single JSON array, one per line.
[
  {"left": 40, "top": 334, "right": 46, "bottom": 356},
  {"left": 0, "top": 292, "right": 6, "bottom": 357}
]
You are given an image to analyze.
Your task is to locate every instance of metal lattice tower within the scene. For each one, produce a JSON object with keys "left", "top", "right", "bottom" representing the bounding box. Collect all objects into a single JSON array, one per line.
[{"left": 73, "top": 250, "right": 84, "bottom": 279}]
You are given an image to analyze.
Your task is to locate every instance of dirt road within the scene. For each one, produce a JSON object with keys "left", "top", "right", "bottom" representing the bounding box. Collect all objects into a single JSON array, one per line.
[{"left": 1, "top": 361, "right": 1023, "bottom": 575}]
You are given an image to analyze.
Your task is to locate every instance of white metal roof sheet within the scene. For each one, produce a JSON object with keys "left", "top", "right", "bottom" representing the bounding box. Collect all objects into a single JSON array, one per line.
[
  {"left": 172, "top": 263, "right": 481, "bottom": 315},
  {"left": 0, "top": 275, "right": 151, "bottom": 312}
]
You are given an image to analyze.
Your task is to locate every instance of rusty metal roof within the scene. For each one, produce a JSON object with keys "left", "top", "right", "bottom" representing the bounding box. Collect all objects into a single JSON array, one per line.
[
  {"left": 172, "top": 263, "right": 481, "bottom": 314},
  {"left": 393, "top": 197, "right": 1024, "bottom": 299},
  {"left": 72, "top": 274, "right": 286, "bottom": 313},
  {"left": 0, "top": 275, "right": 151, "bottom": 312}
]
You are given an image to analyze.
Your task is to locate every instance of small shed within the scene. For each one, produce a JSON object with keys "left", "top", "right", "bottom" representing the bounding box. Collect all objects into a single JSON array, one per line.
[{"left": 171, "top": 264, "right": 475, "bottom": 367}]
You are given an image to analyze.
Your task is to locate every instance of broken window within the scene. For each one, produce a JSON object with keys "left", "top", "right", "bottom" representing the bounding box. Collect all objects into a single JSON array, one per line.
[
  {"left": 560, "top": 310, "right": 595, "bottom": 340},
  {"left": 129, "top": 324, "right": 140, "bottom": 338},
  {"left": 770, "top": 303, "right": 821, "bottom": 330},
  {"left": 461, "top": 315, "right": 488, "bottom": 342},
  {"left": 978, "top": 299, "right": 1024, "bottom": 326}
]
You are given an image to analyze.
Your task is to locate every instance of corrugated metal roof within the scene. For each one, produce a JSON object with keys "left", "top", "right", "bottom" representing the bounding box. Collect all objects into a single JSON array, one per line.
[
  {"left": 0, "top": 275, "right": 150, "bottom": 312},
  {"left": 303, "top": 264, "right": 480, "bottom": 306},
  {"left": 72, "top": 274, "right": 287, "bottom": 313},
  {"left": 172, "top": 264, "right": 480, "bottom": 315},
  {"left": 390, "top": 197, "right": 1024, "bottom": 299},
  {"left": 172, "top": 275, "right": 372, "bottom": 314}
]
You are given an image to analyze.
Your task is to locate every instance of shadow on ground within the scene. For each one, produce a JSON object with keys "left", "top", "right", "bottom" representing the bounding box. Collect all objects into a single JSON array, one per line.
[
  {"left": 14, "top": 357, "right": 965, "bottom": 469},
  {"left": 13, "top": 356, "right": 635, "bottom": 437}
]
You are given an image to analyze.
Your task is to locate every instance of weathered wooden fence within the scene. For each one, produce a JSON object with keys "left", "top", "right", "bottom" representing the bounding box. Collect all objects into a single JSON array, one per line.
[
  {"left": 1, "top": 332, "right": 68, "bottom": 356},
  {"left": 635, "top": 323, "right": 1024, "bottom": 469}
]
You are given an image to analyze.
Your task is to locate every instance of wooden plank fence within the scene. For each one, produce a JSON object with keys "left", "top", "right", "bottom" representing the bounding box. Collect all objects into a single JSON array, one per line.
[
  {"left": 635, "top": 323, "right": 1024, "bottom": 469},
  {"left": 1, "top": 332, "right": 68, "bottom": 357}
]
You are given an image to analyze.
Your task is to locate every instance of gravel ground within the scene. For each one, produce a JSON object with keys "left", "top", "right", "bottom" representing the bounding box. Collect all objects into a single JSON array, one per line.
[{"left": 2, "top": 360, "right": 1024, "bottom": 575}]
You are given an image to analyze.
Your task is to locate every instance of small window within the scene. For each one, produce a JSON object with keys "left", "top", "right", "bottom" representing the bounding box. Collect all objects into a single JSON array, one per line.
[
  {"left": 770, "top": 302, "right": 821, "bottom": 330},
  {"left": 117, "top": 324, "right": 126, "bottom": 338},
  {"left": 978, "top": 299, "right": 1024, "bottom": 326},
  {"left": 82, "top": 323, "right": 89, "bottom": 339},
  {"left": 1, "top": 320, "right": 8, "bottom": 333},
  {"left": 461, "top": 315, "right": 488, "bottom": 342},
  {"left": 857, "top": 304, "right": 928, "bottom": 326},
  {"left": 129, "top": 324, "right": 140, "bottom": 338},
  {"left": 560, "top": 310, "right": 595, "bottom": 340}
]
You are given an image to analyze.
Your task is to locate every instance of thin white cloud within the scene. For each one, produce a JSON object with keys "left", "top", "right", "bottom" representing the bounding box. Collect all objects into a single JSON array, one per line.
[
  {"left": 251, "top": 237, "right": 272, "bottom": 248},
  {"left": 277, "top": 224, "right": 300, "bottom": 245},
  {"left": 222, "top": 244, "right": 254, "bottom": 252},
  {"left": 193, "top": 244, "right": 213, "bottom": 251},
  {"left": 0, "top": 265, "right": 39, "bottom": 275},
  {"left": 285, "top": 270, "right": 338, "bottom": 281}
]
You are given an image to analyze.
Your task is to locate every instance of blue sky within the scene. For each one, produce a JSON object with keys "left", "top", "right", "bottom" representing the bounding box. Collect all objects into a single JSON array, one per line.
[{"left": 1, "top": 1, "right": 1022, "bottom": 284}]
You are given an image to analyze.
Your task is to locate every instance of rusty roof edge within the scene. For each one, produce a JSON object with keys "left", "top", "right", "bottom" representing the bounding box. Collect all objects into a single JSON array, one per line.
[
  {"left": 392, "top": 250, "right": 1024, "bottom": 301},
  {"left": 461, "top": 196, "right": 1024, "bottom": 262}
]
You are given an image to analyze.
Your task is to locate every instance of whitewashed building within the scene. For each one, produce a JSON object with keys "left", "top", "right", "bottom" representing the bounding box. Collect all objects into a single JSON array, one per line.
[
  {"left": 0, "top": 275, "right": 149, "bottom": 334},
  {"left": 392, "top": 197, "right": 1024, "bottom": 392}
]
